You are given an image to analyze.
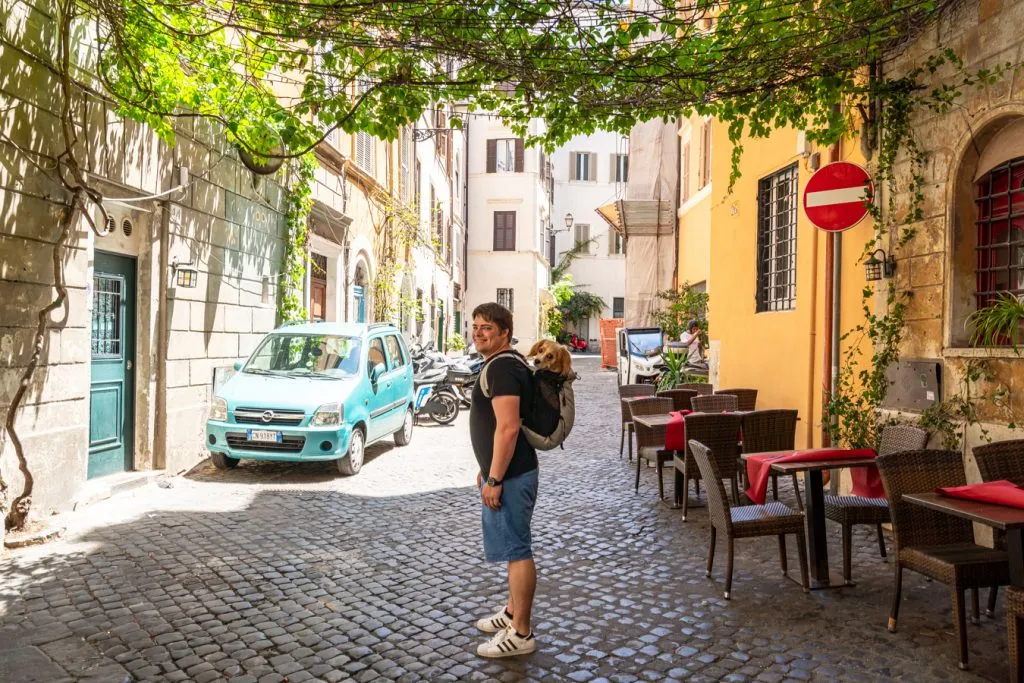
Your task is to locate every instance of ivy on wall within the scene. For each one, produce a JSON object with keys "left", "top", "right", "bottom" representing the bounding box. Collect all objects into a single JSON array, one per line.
[{"left": 278, "top": 154, "right": 317, "bottom": 324}]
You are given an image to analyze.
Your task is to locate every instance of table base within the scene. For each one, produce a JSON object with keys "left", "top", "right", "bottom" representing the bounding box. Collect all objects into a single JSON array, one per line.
[{"left": 784, "top": 570, "right": 852, "bottom": 591}]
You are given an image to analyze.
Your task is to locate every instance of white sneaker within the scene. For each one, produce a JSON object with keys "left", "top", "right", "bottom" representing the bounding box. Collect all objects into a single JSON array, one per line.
[
  {"left": 475, "top": 606, "right": 513, "bottom": 633},
  {"left": 476, "top": 625, "right": 537, "bottom": 658}
]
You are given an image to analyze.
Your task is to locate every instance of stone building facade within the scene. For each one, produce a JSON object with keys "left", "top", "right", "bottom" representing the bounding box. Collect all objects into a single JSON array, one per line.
[
  {"left": 0, "top": 2, "right": 396, "bottom": 518},
  {"left": 885, "top": 0, "right": 1024, "bottom": 459}
]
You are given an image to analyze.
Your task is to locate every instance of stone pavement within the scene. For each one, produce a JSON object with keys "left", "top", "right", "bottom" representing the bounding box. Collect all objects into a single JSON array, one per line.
[{"left": 0, "top": 355, "right": 1011, "bottom": 682}]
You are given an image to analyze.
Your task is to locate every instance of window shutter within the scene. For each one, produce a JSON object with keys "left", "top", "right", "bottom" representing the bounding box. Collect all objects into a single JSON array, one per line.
[
  {"left": 486, "top": 139, "right": 497, "bottom": 173},
  {"left": 514, "top": 139, "right": 524, "bottom": 172},
  {"left": 610, "top": 155, "right": 617, "bottom": 182},
  {"left": 493, "top": 212, "right": 501, "bottom": 250},
  {"left": 682, "top": 143, "right": 690, "bottom": 201},
  {"left": 508, "top": 211, "right": 516, "bottom": 250},
  {"left": 446, "top": 133, "right": 453, "bottom": 176},
  {"left": 590, "top": 153, "right": 598, "bottom": 181},
  {"left": 570, "top": 153, "right": 577, "bottom": 181}
]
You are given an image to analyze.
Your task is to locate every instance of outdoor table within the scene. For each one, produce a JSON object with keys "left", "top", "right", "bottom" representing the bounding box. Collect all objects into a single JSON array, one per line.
[
  {"left": 742, "top": 450, "right": 878, "bottom": 590},
  {"left": 903, "top": 493, "right": 1024, "bottom": 587},
  {"left": 632, "top": 413, "right": 688, "bottom": 509}
]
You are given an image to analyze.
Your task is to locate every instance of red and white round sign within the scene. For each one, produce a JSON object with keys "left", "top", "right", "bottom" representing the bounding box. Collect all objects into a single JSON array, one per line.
[{"left": 803, "top": 161, "right": 873, "bottom": 232}]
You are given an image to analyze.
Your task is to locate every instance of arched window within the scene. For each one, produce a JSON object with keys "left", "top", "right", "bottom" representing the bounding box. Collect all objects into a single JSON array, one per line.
[{"left": 974, "top": 160, "right": 1024, "bottom": 308}]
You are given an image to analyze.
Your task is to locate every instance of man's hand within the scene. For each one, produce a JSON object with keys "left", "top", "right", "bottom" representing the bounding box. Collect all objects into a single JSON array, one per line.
[
  {"left": 481, "top": 482, "right": 502, "bottom": 510},
  {"left": 477, "top": 472, "right": 483, "bottom": 488}
]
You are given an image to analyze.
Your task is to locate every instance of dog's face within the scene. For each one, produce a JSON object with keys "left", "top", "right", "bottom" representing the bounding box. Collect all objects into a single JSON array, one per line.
[{"left": 527, "top": 340, "right": 573, "bottom": 377}]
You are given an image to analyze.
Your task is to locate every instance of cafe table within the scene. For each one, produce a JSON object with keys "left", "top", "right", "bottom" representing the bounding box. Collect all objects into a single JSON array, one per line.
[
  {"left": 903, "top": 492, "right": 1024, "bottom": 587},
  {"left": 742, "top": 450, "right": 879, "bottom": 590}
]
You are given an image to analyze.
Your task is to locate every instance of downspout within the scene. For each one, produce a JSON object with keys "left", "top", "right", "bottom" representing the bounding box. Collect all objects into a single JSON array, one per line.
[
  {"left": 673, "top": 118, "right": 682, "bottom": 290},
  {"left": 155, "top": 195, "right": 172, "bottom": 470}
]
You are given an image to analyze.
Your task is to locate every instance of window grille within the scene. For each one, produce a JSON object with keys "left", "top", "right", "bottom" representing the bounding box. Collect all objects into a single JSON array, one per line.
[
  {"left": 974, "top": 159, "right": 1024, "bottom": 310},
  {"left": 756, "top": 163, "right": 799, "bottom": 312},
  {"left": 497, "top": 288, "right": 514, "bottom": 312}
]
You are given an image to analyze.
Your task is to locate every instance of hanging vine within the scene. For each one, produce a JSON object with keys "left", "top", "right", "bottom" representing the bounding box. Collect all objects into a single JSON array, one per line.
[{"left": 277, "top": 154, "right": 317, "bottom": 324}]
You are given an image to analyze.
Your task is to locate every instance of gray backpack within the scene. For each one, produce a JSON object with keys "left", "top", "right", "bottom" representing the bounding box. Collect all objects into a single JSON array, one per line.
[{"left": 479, "top": 351, "right": 578, "bottom": 451}]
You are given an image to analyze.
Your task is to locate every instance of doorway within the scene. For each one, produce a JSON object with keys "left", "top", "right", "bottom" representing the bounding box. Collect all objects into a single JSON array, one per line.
[{"left": 88, "top": 251, "right": 136, "bottom": 478}]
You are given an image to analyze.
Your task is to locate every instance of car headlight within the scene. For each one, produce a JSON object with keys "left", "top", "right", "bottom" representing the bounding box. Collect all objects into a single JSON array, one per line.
[
  {"left": 209, "top": 397, "right": 227, "bottom": 421},
  {"left": 312, "top": 402, "right": 342, "bottom": 426}
]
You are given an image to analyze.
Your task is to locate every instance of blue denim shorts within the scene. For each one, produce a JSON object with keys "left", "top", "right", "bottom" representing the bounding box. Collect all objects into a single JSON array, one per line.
[{"left": 480, "top": 468, "right": 539, "bottom": 563}]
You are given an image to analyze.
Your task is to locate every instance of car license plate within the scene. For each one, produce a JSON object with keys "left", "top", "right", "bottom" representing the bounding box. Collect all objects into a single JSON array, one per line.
[{"left": 248, "top": 429, "right": 281, "bottom": 443}]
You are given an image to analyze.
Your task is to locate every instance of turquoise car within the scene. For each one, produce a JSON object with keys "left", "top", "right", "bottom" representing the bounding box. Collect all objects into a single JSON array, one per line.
[{"left": 205, "top": 321, "right": 414, "bottom": 475}]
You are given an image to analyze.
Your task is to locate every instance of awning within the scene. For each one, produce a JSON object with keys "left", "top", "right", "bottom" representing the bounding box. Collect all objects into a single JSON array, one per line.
[
  {"left": 975, "top": 118, "right": 1024, "bottom": 181},
  {"left": 594, "top": 199, "right": 674, "bottom": 236}
]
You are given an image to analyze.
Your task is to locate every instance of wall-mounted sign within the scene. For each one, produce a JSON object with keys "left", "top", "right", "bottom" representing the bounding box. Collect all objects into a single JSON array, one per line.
[{"left": 803, "top": 161, "right": 873, "bottom": 232}]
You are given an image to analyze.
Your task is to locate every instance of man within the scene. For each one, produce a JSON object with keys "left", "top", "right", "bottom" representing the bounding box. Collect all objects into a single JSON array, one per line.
[
  {"left": 680, "top": 319, "right": 705, "bottom": 367},
  {"left": 469, "top": 302, "right": 538, "bottom": 658}
]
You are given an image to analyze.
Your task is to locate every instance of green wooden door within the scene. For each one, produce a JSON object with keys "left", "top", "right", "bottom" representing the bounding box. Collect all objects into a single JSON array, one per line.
[{"left": 88, "top": 252, "right": 136, "bottom": 479}]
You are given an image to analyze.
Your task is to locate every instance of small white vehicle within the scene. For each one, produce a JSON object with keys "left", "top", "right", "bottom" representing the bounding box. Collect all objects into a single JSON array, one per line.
[{"left": 616, "top": 327, "right": 665, "bottom": 386}]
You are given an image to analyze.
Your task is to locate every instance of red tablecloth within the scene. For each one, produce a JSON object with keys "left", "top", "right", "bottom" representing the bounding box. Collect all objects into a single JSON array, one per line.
[
  {"left": 665, "top": 410, "right": 691, "bottom": 451},
  {"left": 744, "top": 448, "right": 879, "bottom": 505},
  {"left": 937, "top": 480, "right": 1024, "bottom": 509}
]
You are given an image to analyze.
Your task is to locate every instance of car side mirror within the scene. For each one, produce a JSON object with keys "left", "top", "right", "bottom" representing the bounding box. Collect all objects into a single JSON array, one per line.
[
  {"left": 371, "top": 362, "right": 386, "bottom": 382},
  {"left": 233, "top": 360, "right": 244, "bottom": 371}
]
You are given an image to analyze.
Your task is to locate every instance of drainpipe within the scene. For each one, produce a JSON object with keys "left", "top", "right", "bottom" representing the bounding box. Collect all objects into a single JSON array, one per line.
[
  {"left": 673, "top": 118, "right": 682, "bottom": 290},
  {"left": 155, "top": 196, "right": 172, "bottom": 470}
]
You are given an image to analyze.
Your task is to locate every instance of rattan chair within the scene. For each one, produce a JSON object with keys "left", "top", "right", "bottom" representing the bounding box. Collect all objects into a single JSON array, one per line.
[
  {"left": 690, "top": 439, "right": 809, "bottom": 599},
  {"left": 678, "top": 382, "right": 713, "bottom": 395},
  {"left": 876, "top": 449, "right": 1010, "bottom": 670},
  {"left": 657, "top": 388, "right": 698, "bottom": 413},
  {"left": 1007, "top": 585, "right": 1024, "bottom": 682},
  {"left": 675, "top": 413, "right": 743, "bottom": 521},
  {"left": 631, "top": 396, "right": 674, "bottom": 499},
  {"left": 823, "top": 425, "right": 929, "bottom": 585},
  {"left": 619, "top": 384, "right": 656, "bottom": 461},
  {"left": 971, "top": 438, "right": 1024, "bottom": 615},
  {"left": 740, "top": 409, "right": 799, "bottom": 505},
  {"left": 716, "top": 388, "right": 758, "bottom": 411},
  {"left": 974, "top": 439, "right": 1024, "bottom": 485},
  {"left": 691, "top": 393, "right": 738, "bottom": 413}
]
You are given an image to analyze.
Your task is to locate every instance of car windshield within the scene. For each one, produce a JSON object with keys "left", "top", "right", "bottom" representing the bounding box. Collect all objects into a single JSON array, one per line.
[
  {"left": 626, "top": 331, "right": 663, "bottom": 357},
  {"left": 244, "top": 334, "right": 362, "bottom": 377}
]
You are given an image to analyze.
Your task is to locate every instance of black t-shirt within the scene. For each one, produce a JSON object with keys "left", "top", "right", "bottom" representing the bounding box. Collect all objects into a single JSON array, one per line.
[{"left": 470, "top": 351, "right": 538, "bottom": 480}]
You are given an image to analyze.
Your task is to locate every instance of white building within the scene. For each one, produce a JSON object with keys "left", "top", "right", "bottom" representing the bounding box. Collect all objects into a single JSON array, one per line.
[
  {"left": 551, "top": 131, "right": 629, "bottom": 350},
  {"left": 464, "top": 114, "right": 552, "bottom": 350},
  {"left": 396, "top": 105, "right": 468, "bottom": 350}
]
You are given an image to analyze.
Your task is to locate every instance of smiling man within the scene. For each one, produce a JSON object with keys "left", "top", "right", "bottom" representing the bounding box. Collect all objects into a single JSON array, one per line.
[{"left": 469, "top": 302, "right": 539, "bottom": 658}]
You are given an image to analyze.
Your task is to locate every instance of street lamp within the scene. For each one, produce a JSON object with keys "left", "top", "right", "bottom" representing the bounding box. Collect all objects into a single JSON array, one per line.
[
  {"left": 864, "top": 248, "right": 896, "bottom": 282},
  {"left": 564, "top": 213, "right": 574, "bottom": 231}
]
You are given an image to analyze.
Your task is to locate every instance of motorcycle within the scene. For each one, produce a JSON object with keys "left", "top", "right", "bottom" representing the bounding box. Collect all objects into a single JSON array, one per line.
[
  {"left": 448, "top": 353, "right": 483, "bottom": 407},
  {"left": 409, "top": 344, "right": 461, "bottom": 425},
  {"left": 567, "top": 333, "right": 588, "bottom": 353}
]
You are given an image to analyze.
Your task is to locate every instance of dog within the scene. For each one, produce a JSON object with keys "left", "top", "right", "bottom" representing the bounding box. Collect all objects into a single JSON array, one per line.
[{"left": 527, "top": 339, "right": 574, "bottom": 378}]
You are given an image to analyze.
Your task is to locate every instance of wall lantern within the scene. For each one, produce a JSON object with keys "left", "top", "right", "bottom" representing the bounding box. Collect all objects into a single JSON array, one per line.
[
  {"left": 171, "top": 259, "right": 199, "bottom": 289},
  {"left": 864, "top": 249, "right": 896, "bottom": 282},
  {"left": 564, "top": 212, "right": 574, "bottom": 230}
]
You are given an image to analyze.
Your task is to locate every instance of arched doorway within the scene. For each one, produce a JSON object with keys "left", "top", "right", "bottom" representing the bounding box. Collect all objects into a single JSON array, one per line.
[{"left": 353, "top": 260, "right": 369, "bottom": 323}]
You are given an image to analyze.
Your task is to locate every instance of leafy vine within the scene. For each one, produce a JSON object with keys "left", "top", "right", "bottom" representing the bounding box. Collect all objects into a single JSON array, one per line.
[{"left": 278, "top": 154, "right": 317, "bottom": 323}]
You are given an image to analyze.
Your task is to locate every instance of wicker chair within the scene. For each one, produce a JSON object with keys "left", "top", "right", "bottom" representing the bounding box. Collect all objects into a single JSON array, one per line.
[
  {"left": 675, "top": 413, "right": 743, "bottom": 521},
  {"left": 740, "top": 410, "right": 799, "bottom": 505},
  {"left": 823, "top": 425, "right": 929, "bottom": 585},
  {"left": 657, "top": 388, "right": 698, "bottom": 413},
  {"left": 690, "top": 439, "right": 809, "bottom": 599},
  {"left": 691, "top": 393, "right": 738, "bottom": 413},
  {"left": 619, "top": 384, "right": 656, "bottom": 461},
  {"left": 876, "top": 449, "right": 1010, "bottom": 670},
  {"left": 678, "top": 382, "right": 713, "bottom": 395},
  {"left": 971, "top": 438, "right": 1024, "bottom": 615},
  {"left": 1007, "top": 586, "right": 1024, "bottom": 682},
  {"left": 974, "top": 439, "right": 1024, "bottom": 485},
  {"left": 631, "top": 397, "right": 675, "bottom": 499},
  {"left": 716, "top": 388, "right": 758, "bottom": 411}
]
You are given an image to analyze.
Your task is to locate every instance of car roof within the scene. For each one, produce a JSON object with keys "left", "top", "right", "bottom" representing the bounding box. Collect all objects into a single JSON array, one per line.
[{"left": 270, "top": 321, "right": 398, "bottom": 337}]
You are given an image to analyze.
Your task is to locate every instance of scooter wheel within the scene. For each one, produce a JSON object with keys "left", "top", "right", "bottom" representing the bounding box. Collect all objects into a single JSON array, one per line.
[{"left": 430, "top": 392, "right": 460, "bottom": 425}]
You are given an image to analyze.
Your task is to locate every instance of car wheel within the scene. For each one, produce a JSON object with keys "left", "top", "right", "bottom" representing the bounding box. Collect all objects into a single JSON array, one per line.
[
  {"left": 394, "top": 407, "right": 414, "bottom": 446},
  {"left": 211, "top": 452, "right": 239, "bottom": 470},
  {"left": 430, "top": 392, "right": 460, "bottom": 425},
  {"left": 337, "top": 428, "right": 365, "bottom": 476}
]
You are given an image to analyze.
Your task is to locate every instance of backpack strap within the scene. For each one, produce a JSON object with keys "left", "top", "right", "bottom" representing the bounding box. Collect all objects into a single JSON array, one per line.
[{"left": 479, "top": 350, "right": 530, "bottom": 399}]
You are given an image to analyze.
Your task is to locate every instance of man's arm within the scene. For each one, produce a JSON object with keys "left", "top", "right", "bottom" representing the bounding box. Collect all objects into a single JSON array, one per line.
[{"left": 481, "top": 395, "right": 521, "bottom": 509}]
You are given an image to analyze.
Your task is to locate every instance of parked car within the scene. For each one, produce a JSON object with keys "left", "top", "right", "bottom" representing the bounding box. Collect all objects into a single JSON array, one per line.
[
  {"left": 205, "top": 321, "right": 415, "bottom": 476},
  {"left": 616, "top": 326, "right": 665, "bottom": 385}
]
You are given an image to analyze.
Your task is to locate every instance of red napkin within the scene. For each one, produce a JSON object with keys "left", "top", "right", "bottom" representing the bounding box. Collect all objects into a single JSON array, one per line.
[
  {"left": 665, "top": 410, "right": 691, "bottom": 451},
  {"left": 744, "top": 448, "right": 877, "bottom": 505},
  {"left": 937, "top": 480, "right": 1024, "bottom": 509}
]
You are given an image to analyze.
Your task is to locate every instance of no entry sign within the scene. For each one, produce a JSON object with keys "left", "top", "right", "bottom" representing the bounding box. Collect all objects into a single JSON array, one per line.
[{"left": 803, "top": 162, "right": 873, "bottom": 232}]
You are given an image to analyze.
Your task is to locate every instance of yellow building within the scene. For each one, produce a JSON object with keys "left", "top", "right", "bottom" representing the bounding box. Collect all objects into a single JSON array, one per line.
[{"left": 677, "top": 117, "right": 874, "bottom": 448}]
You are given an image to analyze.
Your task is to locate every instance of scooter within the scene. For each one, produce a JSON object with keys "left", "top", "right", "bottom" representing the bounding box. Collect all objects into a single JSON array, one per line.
[
  {"left": 410, "top": 345, "right": 461, "bottom": 425},
  {"left": 567, "top": 333, "right": 588, "bottom": 353},
  {"left": 448, "top": 353, "right": 483, "bottom": 407}
]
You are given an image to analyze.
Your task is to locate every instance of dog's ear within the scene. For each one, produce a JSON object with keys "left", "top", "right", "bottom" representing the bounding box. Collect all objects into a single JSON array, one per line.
[
  {"left": 553, "top": 346, "right": 572, "bottom": 376},
  {"left": 527, "top": 340, "right": 546, "bottom": 358}
]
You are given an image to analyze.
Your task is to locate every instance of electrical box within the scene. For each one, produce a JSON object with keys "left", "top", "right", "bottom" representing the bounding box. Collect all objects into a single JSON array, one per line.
[{"left": 881, "top": 359, "right": 942, "bottom": 411}]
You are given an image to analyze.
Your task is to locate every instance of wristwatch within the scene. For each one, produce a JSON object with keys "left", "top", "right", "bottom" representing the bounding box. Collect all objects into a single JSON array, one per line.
[{"left": 485, "top": 476, "right": 502, "bottom": 487}]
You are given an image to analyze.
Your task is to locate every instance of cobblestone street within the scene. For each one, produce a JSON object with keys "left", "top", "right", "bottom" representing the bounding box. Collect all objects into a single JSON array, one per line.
[{"left": 0, "top": 356, "right": 1011, "bottom": 682}]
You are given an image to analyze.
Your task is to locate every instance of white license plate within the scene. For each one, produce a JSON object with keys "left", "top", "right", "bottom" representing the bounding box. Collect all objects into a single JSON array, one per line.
[{"left": 248, "top": 429, "right": 281, "bottom": 443}]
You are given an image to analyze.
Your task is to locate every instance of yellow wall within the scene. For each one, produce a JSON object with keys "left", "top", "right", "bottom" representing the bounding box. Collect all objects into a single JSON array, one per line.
[
  {"left": 676, "top": 115, "right": 711, "bottom": 286},
  {"left": 699, "top": 124, "right": 873, "bottom": 448}
]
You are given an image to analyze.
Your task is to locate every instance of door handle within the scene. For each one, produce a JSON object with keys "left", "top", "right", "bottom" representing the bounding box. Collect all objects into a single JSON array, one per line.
[{"left": 126, "top": 360, "right": 133, "bottom": 371}]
